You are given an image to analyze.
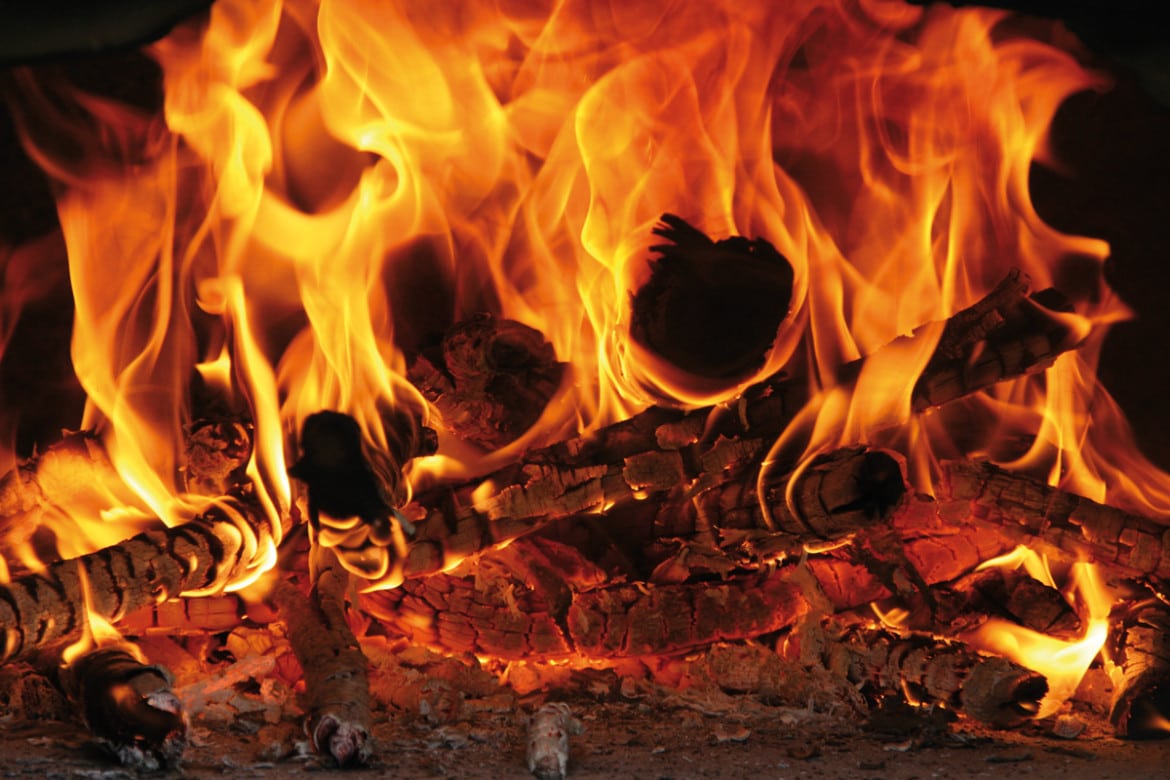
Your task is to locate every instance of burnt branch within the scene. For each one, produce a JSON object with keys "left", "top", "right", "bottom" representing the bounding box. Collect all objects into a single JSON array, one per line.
[
  {"left": 270, "top": 549, "right": 372, "bottom": 767},
  {"left": 59, "top": 646, "right": 188, "bottom": 770},
  {"left": 790, "top": 619, "right": 1047, "bottom": 728},
  {"left": 0, "top": 495, "right": 275, "bottom": 662}
]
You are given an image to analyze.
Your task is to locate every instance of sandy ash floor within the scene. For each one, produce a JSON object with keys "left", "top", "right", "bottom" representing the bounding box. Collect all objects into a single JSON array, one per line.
[{"left": 3, "top": 695, "right": 1170, "bottom": 780}]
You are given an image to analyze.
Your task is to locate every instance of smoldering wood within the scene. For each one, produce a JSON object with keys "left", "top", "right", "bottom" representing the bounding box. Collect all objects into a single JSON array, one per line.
[
  {"left": 359, "top": 512, "right": 1015, "bottom": 660},
  {"left": 182, "top": 419, "right": 252, "bottom": 496},
  {"left": 786, "top": 619, "right": 1047, "bottom": 728},
  {"left": 409, "top": 314, "right": 566, "bottom": 449},
  {"left": 629, "top": 213, "right": 795, "bottom": 380},
  {"left": 0, "top": 495, "right": 275, "bottom": 662},
  {"left": 1108, "top": 598, "right": 1170, "bottom": 738},
  {"left": 270, "top": 548, "right": 372, "bottom": 767},
  {"left": 59, "top": 646, "right": 188, "bottom": 770}
]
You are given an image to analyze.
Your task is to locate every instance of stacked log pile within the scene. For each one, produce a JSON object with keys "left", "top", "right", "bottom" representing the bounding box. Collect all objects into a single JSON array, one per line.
[{"left": 2, "top": 217, "right": 1170, "bottom": 771}]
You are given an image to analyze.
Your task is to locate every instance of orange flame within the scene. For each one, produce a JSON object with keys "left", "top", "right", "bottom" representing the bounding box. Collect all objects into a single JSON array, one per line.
[
  {"left": 2, "top": 0, "right": 1168, "bottom": 636},
  {"left": 963, "top": 547, "right": 1115, "bottom": 717}
]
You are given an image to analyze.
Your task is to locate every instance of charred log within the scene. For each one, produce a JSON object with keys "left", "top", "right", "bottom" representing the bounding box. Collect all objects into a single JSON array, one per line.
[
  {"left": 270, "top": 549, "right": 372, "bottom": 767},
  {"left": 630, "top": 213, "right": 795, "bottom": 381},
  {"left": 409, "top": 314, "right": 566, "bottom": 449},
  {"left": 938, "top": 458, "right": 1170, "bottom": 580},
  {"left": 0, "top": 495, "right": 275, "bottom": 662},
  {"left": 783, "top": 619, "right": 1047, "bottom": 728},
  {"left": 892, "top": 566, "right": 1083, "bottom": 638},
  {"left": 1108, "top": 597, "right": 1170, "bottom": 738},
  {"left": 60, "top": 646, "right": 188, "bottom": 770}
]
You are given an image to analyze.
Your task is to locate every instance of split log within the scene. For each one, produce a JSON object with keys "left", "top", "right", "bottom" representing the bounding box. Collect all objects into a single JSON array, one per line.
[
  {"left": 630, "top": 213, "right": 795, "bottom": 380},
  {"left": 409, "top": 314, "right": 566, "bottom": 449},
  {"left": 0, "top": 494, "right": 276, "bottom": 662},
  {"left": 270, "top": 548, "right": 372, "bottom": 767},
  {"left": 782, "top": 619, "right": 1047, "bottom": 728},
  {"left": 1108, "top": 598, "right": 1170, "bottom": 738},
  {"left": 59, "top": 646, "right": 188, "bottom": 770}
]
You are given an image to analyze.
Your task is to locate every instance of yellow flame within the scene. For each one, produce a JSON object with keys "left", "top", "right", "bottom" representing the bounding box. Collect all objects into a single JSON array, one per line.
[
  {"left": 962, "top": 559, "right": 1114, "bottom": 718},
  {"left": 5, "top": 0, "right": 1170, "bottom": 607}
]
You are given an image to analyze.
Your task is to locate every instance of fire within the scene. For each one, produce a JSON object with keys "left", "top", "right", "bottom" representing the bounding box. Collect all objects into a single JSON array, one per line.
[
  {"left": 962, "top": 547, "right": 1115, "bottom": 717},
  {"left": 1, "top": 0, "right": 1167, "bottom": 728}
]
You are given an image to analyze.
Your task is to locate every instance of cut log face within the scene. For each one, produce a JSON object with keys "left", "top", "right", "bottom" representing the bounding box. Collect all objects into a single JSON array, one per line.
[{"left": 630, "top": 214, "right": 795, "bottom": 381}]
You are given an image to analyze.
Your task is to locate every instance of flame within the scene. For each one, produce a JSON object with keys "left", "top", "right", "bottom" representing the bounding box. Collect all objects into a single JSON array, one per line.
[
  {"left": 962, "top": 550, "right": 1115, "bottom": 718},
  {"left": 1, "top": 0, "right": 1168, "bottom": 665}
]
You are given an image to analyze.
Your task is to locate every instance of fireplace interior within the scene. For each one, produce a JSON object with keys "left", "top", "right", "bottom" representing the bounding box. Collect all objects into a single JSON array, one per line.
[{"left": 3, "top": 0, "right": 1170, "bottom": 777}]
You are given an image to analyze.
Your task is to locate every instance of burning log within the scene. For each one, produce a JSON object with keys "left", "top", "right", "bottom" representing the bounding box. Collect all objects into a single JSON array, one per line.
[
  {"left": 782, "top": 619, "right": 1047, "bottom": 728},
  {"left": 270, "top": 548, "right": 372, "bottom": 767},
  {"left": 938, "top": 459, "right": 1170, "bottom": 580},
  {"left": 409, "top": 314, "right": 567, "bottom": 449},
  {"left": 894, "top": 566, "right": 1083, "bottom": 638},
  {"left": 1108, "top": 598, "right": 1170, "bottom": 738},
  {"left": 385, "top": 271, "right": 1078, "bottom": 586},
  {"left": 630, "top": 213, "right": 795, "bottom": 381},
  {"left": 0, "top": 494, "right": 276, "bottom": 662},
  {"left": 59, "top": 646, "right": 188, "bottom": 770},
  {"left": 361, "top": 516, "right": 1012, "bottom": 661}
]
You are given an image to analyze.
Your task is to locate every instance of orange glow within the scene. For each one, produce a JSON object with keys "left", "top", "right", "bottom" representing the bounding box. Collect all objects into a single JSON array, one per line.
[{"left": 1, "top": 0, "right": 1165, "bottom": 698}]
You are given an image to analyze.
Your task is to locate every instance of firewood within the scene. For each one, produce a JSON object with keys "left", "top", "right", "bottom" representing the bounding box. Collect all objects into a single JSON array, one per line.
[
  {"left": 526, "top": 701, "right": 582, "bottom": 780},
  {"left": 937, "top": 458, "right": 1170, "bottom": 580},
  {"left": 360, "top": 517, "right": 1013, "bottom": 660},
  {"left": 0, "top": 494, "right": 276, "bottom": 662},
  {"left": 270, "top": 548, "right": 372, "bottom": 767},
  {"left": 1107, "top": 598, "right": 1170, "bottom": 738},
  {"left": 181, "top": 418, "right": 252, "bottom": 496},
  {"left": 893, "top": 567, "right": 1082, "bottom": 638},
  {"left": 409, "top": 314, "right": 567, "bottom": 449},
  {"left": 630, "top": 213, "right": 795, "bottom": 381},
  {"left": 59, "top": 646, "right": 188, "bottom": 770},
  {"left": 0, "top": 421, "right": 253, "bottom": 566},
  {"left": 385, "top": 271, "right": 1077, "bottom": 586},
  {"left": 784, "top": 618, "right": 1047, "bottom": 728}
]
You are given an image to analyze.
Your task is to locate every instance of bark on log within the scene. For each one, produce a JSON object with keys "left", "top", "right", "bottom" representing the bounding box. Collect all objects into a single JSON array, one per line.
[
  {"left": 0, "top": 495, "right": 275, "bottom": 662},
  {"left": 938, "top": 459, "right": 1170, "bottom": 580},
  {"left": 270, "top": 548, "right": 372, "bottom": 767},
  {"left": 1108, "top": 598, "right": 1170, "bottom": 738},
  {"left": 59, "top": 646, "right": 188, "bottom": 770},
  {"left": 783, "top": 619, "right": 1047, "bottom": 728}
]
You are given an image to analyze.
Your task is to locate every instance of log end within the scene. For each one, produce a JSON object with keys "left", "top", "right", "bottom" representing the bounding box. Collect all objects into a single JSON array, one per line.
[
  {"left": 959, "top": 656, "right": 1047, "bottom": 729},
  {"left": 631, "top": 214, "right": 794, "bottom": 382},
  {"left": 310, "top": 710, "right": 372, "bottom": 767}
]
